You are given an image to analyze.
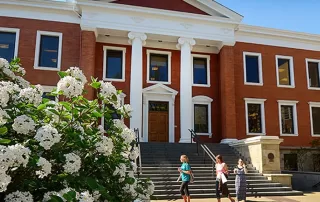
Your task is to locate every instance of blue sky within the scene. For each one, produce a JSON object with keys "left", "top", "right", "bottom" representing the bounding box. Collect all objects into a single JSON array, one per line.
[{"left": 216, "top": 0, "right": 320, "bottom": 34}]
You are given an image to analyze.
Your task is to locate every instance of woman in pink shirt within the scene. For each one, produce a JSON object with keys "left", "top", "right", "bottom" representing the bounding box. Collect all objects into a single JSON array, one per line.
[{"left": 215, "top": 155, "right": 235, "bottom": 202}]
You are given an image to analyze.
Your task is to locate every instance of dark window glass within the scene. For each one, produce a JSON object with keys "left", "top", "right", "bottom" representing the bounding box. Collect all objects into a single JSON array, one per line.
[
  {"left": 42, "top": 92, "right": 55, "bottom": 101},
  {"left": 284, "top": 154, "right": 298, "bottom": 171},
  {"left": 105, "top": 49, "right": 123, "bottom": 79},
  {"left": 194, "top": 104, "right": 208, "bottom": 133},
  {"left": 193, "top": 57, "right": 207, "bottom": 85},
  {"left": 312, "top": 154, "right": 320, "bottom": 172},
  {"left": 308, "top": 62, "right": 320, "bottom": 88},
  {"left": 281, "top": 105, "right": 295, "bottom": 134},
  {"left": 245, "top": 55, "right": 260, "bottom": 83},
  {"left": 149, "top": 101, "right": 168, "bottom": 112},
  {"left": 312, "top": 107, "right": 320, "bottom": 135},
  {"left": 0, "top": 32, "right": 16, "bottom": 62},
  {"left": 38, "top": 35, "right": 59, "bottom": 68},
  {"left": 278, "top": 58, "right": 291, "bottom": 85},
  {"left": 149, "top": 54, "right": 168, "bottom": 82},
  {"left": 247, "top": 103, "right": 262, "bottom": 133}
]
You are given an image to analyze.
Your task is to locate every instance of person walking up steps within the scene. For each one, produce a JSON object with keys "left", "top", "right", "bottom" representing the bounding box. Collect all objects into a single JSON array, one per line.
[
  {"left": 178, "top": 155, "right": 191, "bottom": 202},
  {"left": 215, "top": 155, "right": 235, "bottom": 202}
]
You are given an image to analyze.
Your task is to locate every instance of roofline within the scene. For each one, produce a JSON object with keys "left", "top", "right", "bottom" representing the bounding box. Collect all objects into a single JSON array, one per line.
[
  {"left": 0, "top": 0, "right": 76, "bottom": 11},
  {"left": 212, "top": 0, "right": 243, "bottom": 18}
]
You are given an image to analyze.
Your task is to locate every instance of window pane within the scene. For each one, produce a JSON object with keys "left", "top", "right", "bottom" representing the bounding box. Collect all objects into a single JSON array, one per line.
[
  {"left": 284, "top": 154, "right": 298, "bottom": 171},
  {"left": 42, "top": 92, "right": 55, "bottom": 101},
  {"left": 281, "top": 105, "right": 294, "bottom": 134},
  {"left": 0, "top": 32, "right": 16, "bottom": 62},
  {"left": 245, "top": 55, "right": 260, "bottom": 83},
  {"left": 39, "top": 35, "right": 59, "bottom": 68},
  {"left": 247, "top": 103, "right": 262, "bottom": 133},
  {"left": 149, "top": 54, "right": 168, "bottom": 82},
  {"left": 194, "top": 104, "right": 208, "bottom": 133},
  {"left": 312, "top": 107, "right": 320, "bottom": 134},
  {"left": 193, "top": 57, "right": 207, "bottom": 85},
  {"left": 106, "top": 50, "right": 123, "bottom": 79},
  {"left": 308, "top": 62, "right": 320, "bottom": 88},
  {"left": 278, "top": 58, "right": 291, "bottom": 85}
]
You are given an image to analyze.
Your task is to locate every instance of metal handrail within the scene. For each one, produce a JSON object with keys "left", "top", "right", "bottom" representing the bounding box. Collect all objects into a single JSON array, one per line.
[
  {"left": 134, "top": 128, "right": 142, "bottom": 175},
  {"left": 312, "top": 181, "right": 320, "bottom": 189}
]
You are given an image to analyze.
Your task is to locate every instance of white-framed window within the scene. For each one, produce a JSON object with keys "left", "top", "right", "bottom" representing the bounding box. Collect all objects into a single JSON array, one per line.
[
  {"left": 103, "top": 46, "right": 126, "bottom": 82},
  {"left": 0, "top": 27, "right": 20, "bottom": 62},
  {"left": 277, "top": 100, "right": 298, "bottom": 136},
  {"left": 192, "top": 96, "right": 213, "bottom": 137},
  {"left": 243, "top": 52, "right": 263, "bottom": 86},
  {"left": 306, "top": 59, "right": 320, "bottom": 90},
  {"left": 42, "top": 85, "right": 57, "bottom": 101},
  {"left": 276, "top": 55, "right": 295, "bottom": 88},
  {"left": 192, "top": 54, "right": 210, "bottom": 87},
  {"left": 244, "top": 98, "right": 266, "bottom": 135},
  {"left": 34, "top": 31, "right": 63, "bottom": 71},
  {"left": 309, "top": 102, "right": 320, "bottom": 136},
  {"left": 102, "top": 93, "right": 126, "bottom": 130},
  {"left": 147, "top": 49, "right": 171, "bottom": 84}
]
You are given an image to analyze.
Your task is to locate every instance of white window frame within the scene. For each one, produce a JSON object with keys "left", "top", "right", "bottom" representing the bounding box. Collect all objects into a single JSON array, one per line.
[
  {"left": 147, "top": 49, "right": 171, "bottom": 84},
  {"left": 306, "top": 59, "right": 320, "bottom": 90},
  {"left": 277, "top": 100, "right": 299, "bottom": 136},
  {"left": 0, "top": 27, "right": 20, "bottom": 59},
  {"left": 101, "top": 93, "right": 126, "bottom": 128},
  {"left": 34, "top": 31, "right": 63, "bottom": 71},
  {"left": 103, "top": 46, "right": 126, "bottom": 82},
  {"left": 191, "top": 54, "right": 210, "bottom": 87},
  {"left": 243, "top": 52, "right": 263, "bottom": 86},
  {"left": 308, "top": 102, "right": 320, "bottom": 137},
  {"left": 244, "top": 98, "right": 266, "bottom": 136},
  {"left": 42, "top": 85, "right": 58, "bottom": 102},
  {"left": 275, "top": 55, "right": 295, "bottom": 88},
  {"left": 192, "top": 96, "right": 213, "bottom": 137}
]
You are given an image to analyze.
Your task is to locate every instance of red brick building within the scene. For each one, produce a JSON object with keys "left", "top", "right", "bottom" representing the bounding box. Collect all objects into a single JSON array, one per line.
[{"left": 1, "top": 0, "right": 320, "bottom": 170}]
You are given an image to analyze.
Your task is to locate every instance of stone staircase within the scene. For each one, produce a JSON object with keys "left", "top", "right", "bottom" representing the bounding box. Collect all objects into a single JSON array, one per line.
[{"left": 138, "top": 142, "right": 303, "bottom": 200}]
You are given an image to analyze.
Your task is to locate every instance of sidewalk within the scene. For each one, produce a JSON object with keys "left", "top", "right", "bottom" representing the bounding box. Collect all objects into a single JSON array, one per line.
[{"left": 151, "top": 192, "right": 320, "bottom": 202}]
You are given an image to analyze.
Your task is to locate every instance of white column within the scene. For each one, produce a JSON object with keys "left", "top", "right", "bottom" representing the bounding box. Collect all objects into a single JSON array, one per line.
[
  {"left": 128, "top": 32, "right": 147, "bottom": 135},
  {"left": 177, "top": 37, "right": 196, "bottom": 143}
]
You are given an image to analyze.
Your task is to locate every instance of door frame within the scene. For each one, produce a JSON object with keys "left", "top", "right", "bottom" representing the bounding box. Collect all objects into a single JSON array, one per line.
[{"left": 142, "top": 84, "right": 178, "bottom": 143}]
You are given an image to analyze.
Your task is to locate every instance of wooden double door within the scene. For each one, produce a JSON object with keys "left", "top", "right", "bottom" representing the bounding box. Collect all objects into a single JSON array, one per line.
[{"left": 148, "top": 101, "right": 169, "bottom": 142}]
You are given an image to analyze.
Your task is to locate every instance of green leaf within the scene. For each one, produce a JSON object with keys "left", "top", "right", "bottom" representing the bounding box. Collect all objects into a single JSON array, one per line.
[
  {"left": 87, "top": 177, "right": 99, "bottom": 189},
  {"left": 0, "top": 126, "right": 8, "bottom": 135},
  {"left": 37, "top": 104, "right": 47, "bottom": 110},
  {"left": 59, "top": 101, "right": 71, "bottom": 111},
  {"left": 58, "top": 71, "right": 68, "bottom": 78},
  {"left": 0, "top": 139, "right": 10, "bottom": 144},
  {"left": 92, "top": 110, "right": 102, "bottom": 118},
  {"left": 49, "top": 195, "right": 64, "bottom": 202},
  {"left": 63, "top": 191, "right": 76, "bottom": 201},
  {"left": 91, "top": 81, "right": 101, "bottom": 89}
]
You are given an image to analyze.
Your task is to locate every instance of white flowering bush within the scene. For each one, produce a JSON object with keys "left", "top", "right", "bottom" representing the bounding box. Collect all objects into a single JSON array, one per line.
[{"left": 0, "top": 58, "right": 154, "bottom": 201}]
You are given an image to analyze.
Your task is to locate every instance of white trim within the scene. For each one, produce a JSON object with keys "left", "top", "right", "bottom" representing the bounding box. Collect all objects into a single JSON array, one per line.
[
  {"left": 275, "top": 55, "right": 295, "bottom": 88},
  {"left": 243, "top": 52, "right": 263, "bottom": 86},
  {"left": 146, "top": 49, "right": 172, "bottom": 85},
  {"left": 34, "top": 31, "right": 63, "bottom": 71},
  {"left": 103, "top": 46, "right": 126, "bottom": 82},
  {"left": 142, "top": 84, "right": 178, "bottom": 143},
  {"left": 277, "top": 100, "right": 299, "bottom": 137},
  {"left": 0, "top": 27, "right": 20, "bottom": 59},
  {"left": 306, "top": 59, "right": 320, "bottom": 90},
  {"left": 191, "top": 54, "right": 211, "bottom": 87},
  {"left": 244, "top": 98, "right": 266, "bottom": 136},
  {"left": 192, "top": 96, "right": 213, "bottom": 137},
  {"left": 308, "top": 102, "right": 320, "bottom": 137}
]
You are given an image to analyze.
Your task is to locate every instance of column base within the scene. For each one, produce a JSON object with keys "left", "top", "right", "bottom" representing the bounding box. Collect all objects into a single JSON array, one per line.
[
  {"left": 220, "top": 138, "right": 238, "bottom": 144},
  {"left": 179, "top": 137, "right": 192, "bottom": 143}
]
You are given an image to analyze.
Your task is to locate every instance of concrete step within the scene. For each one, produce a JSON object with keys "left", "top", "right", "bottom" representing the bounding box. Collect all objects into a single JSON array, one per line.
[
  {"left": 141, "top": 176, "right": 267, "bottom": 181},
  {"left": 139, "top": 173, "right": 262, "bottom": 177},
  {"left": 140, "top": 168, "right": 259, "bottom": 173},
  {"left": 154, "top": 183, "right": 284, "bottom": 188},
  {"left": 151, "top": 179, "right": 276, "bottom": 184}
]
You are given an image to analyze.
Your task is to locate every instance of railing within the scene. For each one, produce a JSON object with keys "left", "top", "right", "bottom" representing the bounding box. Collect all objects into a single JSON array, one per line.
[
  {"left": 134, "top": 128, "right": 142, "bottom": 175},
  {"left": 312, "top": 181, "right": 320, "bottom": 189}
]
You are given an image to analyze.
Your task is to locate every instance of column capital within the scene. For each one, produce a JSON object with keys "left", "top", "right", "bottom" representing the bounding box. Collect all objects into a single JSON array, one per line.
[
  {"left": 176, "top": 37, "right": 196, "bottom": 50},
  {"left": 128, "top": 32, "right": 147, "bottom": 45}
]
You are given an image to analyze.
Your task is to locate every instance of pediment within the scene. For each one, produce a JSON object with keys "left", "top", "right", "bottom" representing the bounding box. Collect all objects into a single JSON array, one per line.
[{"left": 142, "top": 83, "right": 178, "bottom": 95}]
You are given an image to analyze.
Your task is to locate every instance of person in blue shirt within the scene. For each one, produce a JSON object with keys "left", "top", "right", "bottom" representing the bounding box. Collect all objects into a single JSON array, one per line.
[{"left": 178, "top": 155, "right": 191, "bottom": 202}]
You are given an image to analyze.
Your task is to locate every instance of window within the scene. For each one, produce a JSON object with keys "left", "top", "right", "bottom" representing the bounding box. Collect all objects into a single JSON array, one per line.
[
  {"left": 103, "top": 46, "right": 126, "bottom": 81},
  {"left": 309, "top": 102, "right": 320, "bottom": 136},
  {"left": 243, "top": 52, "right": 263, "bottom": 85},
  {"left": 42, "top": 86, "right": 57, "bottom": 101},
  {"left": 278, "top": 100, "right": 298, "bottom": 136},
  {"left": 276, "top": 55, "right": 295, "bottom": 87},
  {"left": 192, "top": 96, "right": 213, "bottom": 136},
  {"left": 102, "top": 93, "right": 126, "bottom": 130},
  {"left": 284, "top": 154, "right": 298, "bottom": 171},
  {"left": 244, "top": 98, "right": 266, "bottom": 135},
  {"left": 192, "top": 54, "right": 210, "bottom": 87},
  {"left": 34, "top": 31, "right": 62, "bottom": 71},
  {"left": 0, "top": 27, "right": 19, "bottom": 62},
  {"left": 306, "top": 59, "right": 320, "bottom": 89},
  {"left": 147, "top": 50, "right": 171, "bottom": 84}
]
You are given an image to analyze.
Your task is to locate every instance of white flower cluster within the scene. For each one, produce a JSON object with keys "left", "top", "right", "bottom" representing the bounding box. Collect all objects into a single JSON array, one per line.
[
  {"left": 13, "top": 64, "right": 26, "bottom": 76},
  {"left": 34, "top": 125, "right": 61, "bottom": 150},
  {"left": 19, "top": 85, "right": 43, "bottom": 106},
  {"left": 43, "top": 187, "right": 80, "bottom": 202},
  {"left": 95, "top": 136, "right": 114, "bottom": 156},
  {"left": 73, "top": 123, "right": 85, "bottom": 134},
  {"left": 123, "top": 179, "right": 137, "bottom": 197},
  {"left": 119, "top": 104, "right": 132, "bottom": 116},
  {"left": 121, "top": 128, "right": 136, "bottom": 144},
  {"left": 131, "top": 162, "right": 137, "bottom": 173},
  {"left": 57, "top": 76, "right": 84, "bottom": 98},
  {"left": 15, "top": 76, "right": 30, "bottom": 88},
  {"left": 63, "top": 153, "right": 81, "bottom": 174},
  {"left": 36, "top": 157, "right": 52, "bottom": 178},
  {"left": 66, "top": 67, "right": 87, "bottom": 85},
  {"left": 113, "top": 119, "right": 126, "bottom": 130},
  {"left": 129, "top": 146, "right": 140, "bottom": 160},
  {"left": 0, "top": 58, "right": 9, "bottom": 69},
  {"left": 12, "top": 115, "right": 36, "bottom": 135},
  {"left": 5, "top": 191, "right": 33, "bottom": 202},
  {"left": 79, "top": 191, "right": 94, "bottom": 202},
  {"left": 0, "top": 108, "right": 10, "bottom": 126},
  {"left": 113, "top": 163, "right": 126, "bottom": 181},
  {"left": 97, "top": 125, "right": 105, "bottom": 135},
  {"left": 146, "top": 181, "right": 155, "bottom": 197},
  {"left": 99, "top": 81, "right": 121, "bottom": 108},
  {"left": 0, "top": 81, "right": 20, "bottom": 107},
  {"left": 93, "top": 191, "right": 101, "bottom": 201}
]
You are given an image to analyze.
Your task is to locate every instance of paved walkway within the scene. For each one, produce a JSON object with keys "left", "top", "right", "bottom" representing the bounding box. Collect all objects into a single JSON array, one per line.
[{"left": 151, "top": 192, "right": 320, "bottom": 202}]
